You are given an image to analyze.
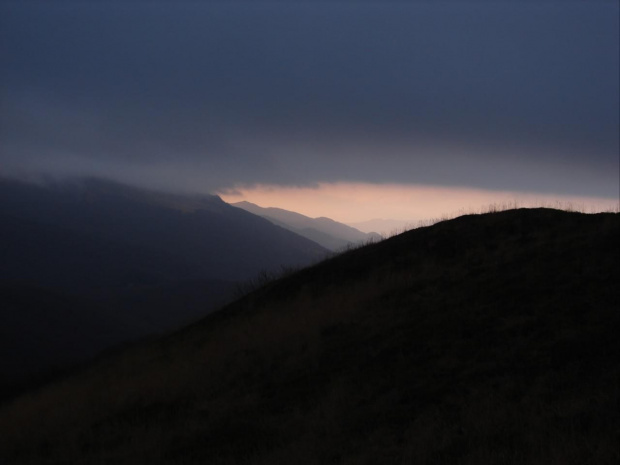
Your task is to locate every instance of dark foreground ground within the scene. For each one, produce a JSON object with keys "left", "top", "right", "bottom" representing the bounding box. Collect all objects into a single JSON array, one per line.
[{"left": 1, "top": 208, "right": 618, "bottom": 464}]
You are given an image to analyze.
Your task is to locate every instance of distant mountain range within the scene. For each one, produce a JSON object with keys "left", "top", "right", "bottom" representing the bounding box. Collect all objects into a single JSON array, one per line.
[
  {"left": 0, "top": 176, "right": 329, "bottom": 393},
  {"left": 232, "top": 201, "right": 382, "bottom": 251}
]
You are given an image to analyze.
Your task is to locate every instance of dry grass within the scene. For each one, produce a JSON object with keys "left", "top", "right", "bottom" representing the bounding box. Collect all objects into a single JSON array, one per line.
[{"left": 1, "top": 208, "right": 618, "bottom": 464}]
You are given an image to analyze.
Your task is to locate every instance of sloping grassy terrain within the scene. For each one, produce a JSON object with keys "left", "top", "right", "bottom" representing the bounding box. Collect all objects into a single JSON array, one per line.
[
  {"left": 0, "top": 176, "right": 328, "bottom": 392},
  {"left": 1, "top": 209, "right": 618, "bottom": 464}
]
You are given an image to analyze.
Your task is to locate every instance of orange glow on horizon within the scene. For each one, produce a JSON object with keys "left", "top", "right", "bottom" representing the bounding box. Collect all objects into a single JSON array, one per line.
[{"left": 218, "top": 182, "right": 618, "bottom": 233}]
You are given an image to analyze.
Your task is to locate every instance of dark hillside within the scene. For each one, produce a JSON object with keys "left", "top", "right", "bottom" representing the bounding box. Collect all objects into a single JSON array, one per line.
[
  {"left": 0, "top": 177, "right": 328, "bottom": 391},
  {"left": 0, "top": 177, "right": 328, "bottom": 283},
  {"left": 0, "top": 285, "right": 134, "bottom": 399},
  {"left": 0, "top": 209, "right": 618, "bottom": 464}
]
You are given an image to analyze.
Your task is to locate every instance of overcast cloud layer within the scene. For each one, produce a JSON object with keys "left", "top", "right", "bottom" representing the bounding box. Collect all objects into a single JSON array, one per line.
[{"left": 1, "top": 1, "right": 618, "bottom": 198}]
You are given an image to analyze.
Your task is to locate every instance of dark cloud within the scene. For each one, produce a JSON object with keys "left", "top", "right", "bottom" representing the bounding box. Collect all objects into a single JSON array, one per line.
[{"left": 1, "top": 1, "right": 618, "bottom": 197}]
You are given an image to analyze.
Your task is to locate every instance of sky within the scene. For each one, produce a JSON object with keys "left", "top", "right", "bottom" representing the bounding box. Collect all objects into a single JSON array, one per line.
[{"left": 1, "top": 1, "right": 618, "bottom": 226}]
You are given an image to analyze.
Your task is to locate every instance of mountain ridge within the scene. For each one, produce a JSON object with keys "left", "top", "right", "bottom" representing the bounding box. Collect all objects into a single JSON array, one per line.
[
  {"left": 0, "top": 176, "right": 329, "bottom": 394},
  {"left": 0, "top": 177, "right": 329, "bottom": 282},
  {"left": 232, "top": 200, "right": 381, "bottom": 251}
]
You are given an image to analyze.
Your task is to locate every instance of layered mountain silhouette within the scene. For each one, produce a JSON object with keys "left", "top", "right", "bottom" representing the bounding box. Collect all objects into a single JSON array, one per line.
[
  {"left": 232, "top": 200, "right": 381, "bottom": 251},
  {"left": 0, "top": 177, "right": 328, "bottom": 393},
  {"left": 1, "top": 208, "right": 617, "bottom": 464},
  {"left": 0, "top": 177, "right": 327, "bottom": 285}
]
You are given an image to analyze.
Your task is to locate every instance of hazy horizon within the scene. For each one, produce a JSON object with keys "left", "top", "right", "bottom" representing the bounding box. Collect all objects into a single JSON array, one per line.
[{"left": 2, "top": 1, "right": 618, "bottom": 224}]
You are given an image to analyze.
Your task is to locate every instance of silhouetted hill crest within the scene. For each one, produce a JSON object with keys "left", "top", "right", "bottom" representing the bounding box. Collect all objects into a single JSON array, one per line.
[{"left": 0, "top": 208, "right": 618, "bottom": 464}]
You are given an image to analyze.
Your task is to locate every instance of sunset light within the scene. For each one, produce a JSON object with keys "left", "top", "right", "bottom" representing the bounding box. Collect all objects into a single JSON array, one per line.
[{"left": 220, "top": 182, "right": 619, "bottom": 233}]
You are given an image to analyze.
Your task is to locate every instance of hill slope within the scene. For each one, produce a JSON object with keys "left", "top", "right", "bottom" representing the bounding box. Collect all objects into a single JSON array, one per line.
[
  {"left": 0, "top": 209, "right": 618, "bottom": 464},
  {"left": 0, "top": 177, "right": 328, "bottom": 284},
  {"left": 0, "top": 177, "right": 328, "bottom": 393},
  {"left": 232, "top": 200, "right": 381, "bottom": 251}
]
